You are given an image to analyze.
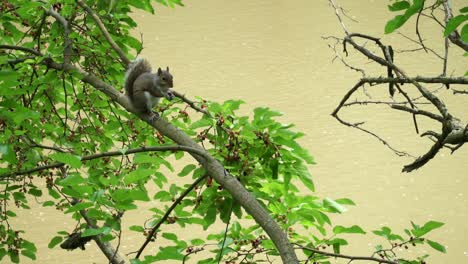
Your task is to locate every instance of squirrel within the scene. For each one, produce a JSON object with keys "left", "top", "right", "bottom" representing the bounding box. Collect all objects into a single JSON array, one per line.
[{"left": 124, "top": 58, "right": 174, "bottom": 121}]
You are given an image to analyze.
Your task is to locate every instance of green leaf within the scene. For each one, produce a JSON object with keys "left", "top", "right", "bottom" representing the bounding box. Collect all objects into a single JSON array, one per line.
[
  {"left": 334, "top": 198, "right": 356, "bottom": 206},
  {"left": 444, "top": 15, "right": 468, "bottom": 36},
  {"left": 385, "top": 0, "right": 424, "bottom": 34},
  {"left": 8, "top": 250, "right": 19, "bottom": 263},
  {"left": 49, "top": 153, "right": 82, "bottom": 168},
  {"left": 42, "top": 201, "right": 55, "bottom": 207},
  {"left": 162, "top": 232, "right": 178, "bottom": 241},
  {"left": 427, "top": 239, "right": 446, "bottom": 253},
  {"left": 28, "top": 188, "right": 42, "bottom": 197},
  {"left": 203, "top": 206, "right": 217, "bottom": 229},
  {"left": 296, "top": 164, "right": 314, "bottom": 192},
  {"left": 333, "top": 225, "right": 366, "bottom": 235},
  {"left": 154, "top": 246, "right": 184, "bottom": 260},
  {"left": 385, "top": 15, "right": 405, "bottom": 34},
  {"left": 388, "top": 1, "right": 410, "bottom": 12},
  {"left": 48, "top": 236, "right": 63, "bottom": 248},
  {"left": 21, "top": 240, "right": 37, "bottom": 253},
  {"left": 461, "top": 24, "right": 468, "bottom": 42},
  {"left": 123, "top": 169, "right": 153, "bottom": 184},
  {"left": 190, "top": 238, "right": 205, "bottom": 246},
  {"left": 64, "top": 202, "right": 94, "bottom": 213},
  {"left": 178, "top": 164, "right": 196, "bottom": 177},
  {"left": 112, "top": 188, "right": 149, "bottom": 202},
  {"left": 129, "top": 225, "right": 145, "bottom": 232},
  {"left": 324, "top": 198, "right": 347, "bottom": 213},
  {"left": 270, "top": 159, "right": 279, "bottom": 179},
  {"left": 154, "top": 190, "right": 172, "bottom": 201},
  {"left": 57, "top": 173, "right": 86, "bottom": 186},
  {"left": 48, "top": 188, "right": 61, "bottom": 199},
  {"left": 21, "top": 250, "right": 36, "bottom": 260},
  {"left": 413, "top": 221, "right": 444, "bottom": 237},
  {"left": 82, "top": 227, "right": 111, "bottom": 237},
  {"left": 460, "top": 7, "right": 468, "bottom": 13},
  {"left": 129, "top": 0, "right": 154, "bottom": 13}
]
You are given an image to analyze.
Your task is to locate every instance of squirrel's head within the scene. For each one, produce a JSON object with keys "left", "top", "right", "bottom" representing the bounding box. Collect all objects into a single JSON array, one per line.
[{"left": 157, "top": 67, "right": 173, "bottom": 88}]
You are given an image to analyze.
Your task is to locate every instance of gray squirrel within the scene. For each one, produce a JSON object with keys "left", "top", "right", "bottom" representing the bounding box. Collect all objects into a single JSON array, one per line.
[{"left": 124, "top": 58, "right": 174, "bottom": 121}]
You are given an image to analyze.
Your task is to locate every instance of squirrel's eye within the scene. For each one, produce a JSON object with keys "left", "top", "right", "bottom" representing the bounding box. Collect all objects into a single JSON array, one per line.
[{"left": 161, "top": 77, "right": 166, "bottom": 81}]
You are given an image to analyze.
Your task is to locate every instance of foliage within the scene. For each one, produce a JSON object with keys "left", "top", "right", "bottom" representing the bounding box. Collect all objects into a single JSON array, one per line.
[
  {"left": 0, "top": 0, "right": 447, "bottom": 263},
  {"left": 385, "top": 1, "right": 468, "bottom": 41}
]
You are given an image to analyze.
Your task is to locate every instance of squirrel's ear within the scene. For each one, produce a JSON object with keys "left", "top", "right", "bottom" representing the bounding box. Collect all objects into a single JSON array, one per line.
[
  {"left": 157, "top": 67, "right": 162, "bottom": 75},
  {"left": 166, "top": 66, "right": 170, "bottom": 72}
]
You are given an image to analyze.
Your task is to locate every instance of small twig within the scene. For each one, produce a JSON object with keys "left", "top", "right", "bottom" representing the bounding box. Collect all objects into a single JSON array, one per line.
[
  {"left": 173, "top": 91, "right": 209, "bottom": 115},
  {"left": 391, "top": 105, "right": 444, "bottom": 122},
  {"left": 295, "top": 244, "right": 399, "bottom": 264},
  {"left": 415, "top": 0, "right": 428, "bottom": 53},
  {"left": 135, "top": 174, "right": 208, "bottom": 259},
  {"left": 217, "top": 202, "right": 234, "bottom": 264},
  {"left": 76, "top": 0, "right": 131, "bottom": 66}
]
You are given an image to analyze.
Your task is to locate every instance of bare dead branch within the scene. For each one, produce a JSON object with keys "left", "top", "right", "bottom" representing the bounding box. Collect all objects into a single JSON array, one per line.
[{"left": 391, "top": 105, "right": 444, "bottom": 122}]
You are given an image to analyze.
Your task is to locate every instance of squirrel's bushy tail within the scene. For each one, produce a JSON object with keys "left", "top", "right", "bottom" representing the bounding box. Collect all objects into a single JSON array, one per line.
[{"left": 124, "top": 58, "right": 152, "bottom": 96}]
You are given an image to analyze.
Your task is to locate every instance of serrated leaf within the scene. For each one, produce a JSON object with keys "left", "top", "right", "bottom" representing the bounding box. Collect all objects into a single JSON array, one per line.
[{"left": 49, "top": 153, "right": 82, "bottom": 168}]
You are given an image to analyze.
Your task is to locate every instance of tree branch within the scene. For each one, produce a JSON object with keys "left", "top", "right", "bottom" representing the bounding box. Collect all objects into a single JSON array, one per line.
[
  {"left": 362, "top": 76, "right": 468, "bottom": 85},
  {"left": 0, "top": 145, "right": 209, "bottom": 179},
  {"left": 391, "top": 105, "right": 444, "bottom": 122},
  {"left": 0, "top": 44, "right": 42, "bottom": 56},
  {"left": 34, "top": 54, "right": 299, "bottom": 263},
  {"left": 76, "top": 0, "right": 131, "bottom": 66}
]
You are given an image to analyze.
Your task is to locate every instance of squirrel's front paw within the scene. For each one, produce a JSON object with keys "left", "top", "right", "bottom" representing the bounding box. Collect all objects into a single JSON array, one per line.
[
  {"left": 166, "top": 91, "right": 174, "bottom": 101},
  {"left": 148, "top": 111, "right": 160, "bottom": 122}
]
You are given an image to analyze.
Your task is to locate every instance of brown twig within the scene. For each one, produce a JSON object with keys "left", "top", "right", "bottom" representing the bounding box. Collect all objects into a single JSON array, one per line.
[{"left": 296, "top": 244, "right": 399, "bottom": 264}]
